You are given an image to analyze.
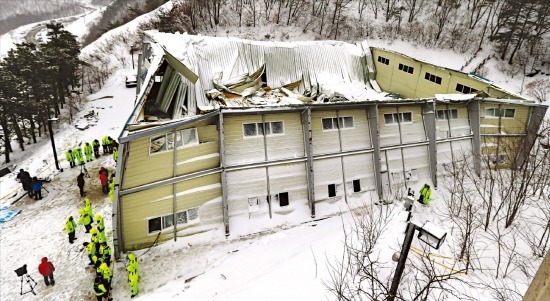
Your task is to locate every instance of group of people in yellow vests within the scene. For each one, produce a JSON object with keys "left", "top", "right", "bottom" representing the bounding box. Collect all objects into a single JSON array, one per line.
[{"left": 65, "top": 136, "right": 119, "bottom": 169}]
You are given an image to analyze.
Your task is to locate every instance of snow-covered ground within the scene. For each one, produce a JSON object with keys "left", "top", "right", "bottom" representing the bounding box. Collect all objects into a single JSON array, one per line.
[{"left": 0, "top": 3, "right": 548, "bottom": 301}]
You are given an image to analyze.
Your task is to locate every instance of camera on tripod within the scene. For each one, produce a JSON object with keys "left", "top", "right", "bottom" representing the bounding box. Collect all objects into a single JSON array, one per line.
[
  {"left": 14, "top": 264, "right": 28, "bottom": 277},
  {"left": 14, "top": 264, "right": 37, "bottom": 295}
]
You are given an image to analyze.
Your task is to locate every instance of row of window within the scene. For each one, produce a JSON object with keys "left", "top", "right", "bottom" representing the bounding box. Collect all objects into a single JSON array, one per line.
[
  {"left": 377, "top": 56, "right": 484, "bottom": 94},
  {"left": 148, "top": 108, "right": 516, "bottom": 153},
  {"left": 148, "top": 207, "right": 199, "bottom": 234},
  {"left": 485, "top": 108, "right": 515, "bottom": 118},
  {"left": 243, "top": 121, "right": 284, "bottom": 137},
  {"left": 398, "top": 63, "right": 414, "bottom": 74}
]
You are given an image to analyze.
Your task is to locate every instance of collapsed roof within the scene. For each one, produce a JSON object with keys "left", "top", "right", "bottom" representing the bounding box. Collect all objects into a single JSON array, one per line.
[{"left": 131, "top": 31, "right": 391, "bottom": 124}]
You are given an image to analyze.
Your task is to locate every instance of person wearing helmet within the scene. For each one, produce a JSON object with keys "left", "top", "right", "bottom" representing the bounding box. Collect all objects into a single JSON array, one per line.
[
  {"left": 99, "top": 243, "right": 112, "bottom": 266},
  {"left": 84, "top": 142, "right": 93, "bottom": 162},
  {"left": 90, "top": 227, "right": 99, "bottom": 243},
  {"left": 85, "top": 241, "right": 97, "bottom": 265},
  {"left": 79, "top": 208, "right": 93, "bottom": 233},
  {"left": 92, "top": 139, "right": 101, "bottom": 158},
  {"left": 95, "top": 214, "right": 106, "bottom": 243},
  {"left": 65, "top": 216, "right": 77, "bottom": 243},
  {"left": 66, "top": 149, "right": 75, "bottom": 168},
  {"left": 85, "top": 198, "right": 93, "bottom": 217}
]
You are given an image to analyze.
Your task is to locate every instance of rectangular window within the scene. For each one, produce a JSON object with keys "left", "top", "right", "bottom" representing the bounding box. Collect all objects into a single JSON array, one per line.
[
  {"left": 243, "top": 121, "right": 285, "bottom": 137},
  {"left": 148, "top": 217, "right": 162, "bottom": 233},
  {"left": 383, "top": 112, "right": 413, "bottom": 125},
  {"left": 328, "top": 184, "right": 336, "bottom": 197},
  {"left": 436, "top": 109, "right": 458, "bottom": 120},
  {"left": 353, "top": 180, "right": 361, "bottom": 192},
  {"left": 148, "top": 207, "right": 200, "bottom": 234},
  {"left": 321, "top": 117, "right": 354, "bottom": 131},
  {"left": 484, "top": 108, "right": 515, "bottom": 118},
  {"left": 503, "top": 108, "right": 515, "bottom": 118},
  {"left": 150, "top": 128, "right": 198, "bottom": 154},
  {"left": 279, "top": 192, "right": 289, "bottom": 207},
  {"left": 424, "top": 72, "right": 442, "bottom": 85},
  {"left": 398, "top": 63, "right": 414, "bottom": 74},
  {"left": 377, "top": 56, "right": 390, "bottom": 65},
  {"left": 455, "top": 83, "right": 478, "bottom": 94}
]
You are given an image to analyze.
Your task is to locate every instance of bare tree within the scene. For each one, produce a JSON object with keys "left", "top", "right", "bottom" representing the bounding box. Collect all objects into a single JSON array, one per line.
[
  {"left": 325, "top": 200, "right": 396, "bottom": 300},
  {"left": 525, "top": 79, "right": 550, "bottom": 102},
  {"left": 403, "top": 0, "right": 427, "bottom": 23}
]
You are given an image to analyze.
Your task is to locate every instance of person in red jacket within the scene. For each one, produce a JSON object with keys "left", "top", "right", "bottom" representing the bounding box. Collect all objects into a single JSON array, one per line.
[
  {"left": 99, "top": 167, "right": 108, "bottom": 194},
  {"left": 38, "top": 257, "right": 55, "bottom": 286}
]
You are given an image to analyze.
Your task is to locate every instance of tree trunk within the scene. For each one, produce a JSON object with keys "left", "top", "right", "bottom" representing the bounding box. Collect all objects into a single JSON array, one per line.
[{"left": 11, "top": 114, "right": 25, "bottom": 151}]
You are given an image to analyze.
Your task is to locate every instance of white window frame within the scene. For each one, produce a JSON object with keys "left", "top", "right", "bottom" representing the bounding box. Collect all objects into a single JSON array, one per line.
[
  {"left": 483, "top": 108, "right": 515, "bottom": 119},
  {"left": 147, "top": 207, "right": 200, "bottom": 234},
  {"left": 149, "top": 128, "right": 199, "bottom": 155},
  {"left": 243, "top": 121, "right": 285, "bottom": 138},
  {"left": 383, "top": 112, "right": 413, "bottom": 125},
  {"left": 321, "top": 116, "right": 354, "bottom": 131},
  {"left": 436, "top": 109, "right": 458, "bottom": 121}
]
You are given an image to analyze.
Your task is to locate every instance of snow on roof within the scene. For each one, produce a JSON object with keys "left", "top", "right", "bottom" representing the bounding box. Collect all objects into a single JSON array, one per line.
[
  {"left": 143, "top": 30, "right": 391, "bottom": 109},
  {"left": 435, "top": 94, "right": 476, "bottom": 101}
]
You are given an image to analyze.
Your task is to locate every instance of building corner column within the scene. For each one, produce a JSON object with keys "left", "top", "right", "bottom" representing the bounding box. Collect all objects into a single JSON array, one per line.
[
  {"left": 218, "top": 111, "right": 229, "bottom": 236},
  {"left": 423, "top": 101, "right": 438, "bottom": 189},
  {"left": 368, "top": 105, "right": 382, "bottom": 200},
  {"left": 467, "top": 99, "right": 482, "bottom": 175}
]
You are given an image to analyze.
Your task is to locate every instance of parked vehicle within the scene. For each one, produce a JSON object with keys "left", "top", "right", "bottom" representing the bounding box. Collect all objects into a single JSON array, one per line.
[{"left": 125, "top": 75, "right": 137, "bottom": 88}]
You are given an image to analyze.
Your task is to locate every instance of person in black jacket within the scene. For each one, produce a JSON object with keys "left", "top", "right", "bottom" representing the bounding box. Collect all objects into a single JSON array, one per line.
[
  {"left": 77, "top": 173, "right": 86, "bottom": 197},
  {"left": 17, "top": 169, "right": 34, "bottom": 198}
]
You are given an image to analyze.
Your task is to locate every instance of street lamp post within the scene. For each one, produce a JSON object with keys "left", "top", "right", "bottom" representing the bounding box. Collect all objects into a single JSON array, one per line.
[
  {"left": 387, "top": 221, "right": 447, "bottom": 301},
  {"left": 47, "top": 118, "right": 62, "bottom": 171}
]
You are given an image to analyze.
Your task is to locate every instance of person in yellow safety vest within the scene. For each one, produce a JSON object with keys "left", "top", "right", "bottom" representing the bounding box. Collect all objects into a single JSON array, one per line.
[
  {"left": 84, "top": 142, "right": 93, "bottom": 162},
  {"left": 128, "top": 252, "right": 139, "bottom": 271},
  {"left": 101, "top": 136, "right": 110, "bottom": 154},
  {"left": 108, "top": 179, "right": 115, "bottom": 203},
  {"left": 99, "top": 243, "right": 112, "bottom": 266},
  {"left": 418, "top": 184, "right": 432, "bottom": 205},
  {"left": 113, "top": 146, "right": 118, "bottom": 162},
  {"left": 66, "top": 149, "right": 75, "bottom": 168},
  {"left": 95, "top": 214, "right": 106, "bottom": 243},
  {"left": 65, "top": 216, "right": 77, "bottom": 244},
  {"left": 90, "top": 227, "right": 100, "bottom": 243},
  {"left": 128, "top": 269, "right": 139, "bottom": 298},
  {"left": 92, "top": 139, "right": 101, "bottom": 158},
  {"left": 85, "top": 198, "right": 93, "bottom": 217},
  {"left": 93, "top": 275, "right": 107, "bottom": 301},
  {"left": 73, "top": 146, "right": 84, "bottom": 165},
  {"left": 79, "top": 208, "right": 93, "bottom": 233},
  {"left": 99, "top": 262, "right": 112, "bottom": 291},
  {"left": 85, "top": 241, "right": 97, "bottom": 265}
]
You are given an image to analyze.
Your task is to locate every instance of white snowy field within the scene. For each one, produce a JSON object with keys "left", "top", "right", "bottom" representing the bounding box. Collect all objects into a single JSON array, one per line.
[{"left": 0, "top": 3, "right": 548, "bottom": 301}]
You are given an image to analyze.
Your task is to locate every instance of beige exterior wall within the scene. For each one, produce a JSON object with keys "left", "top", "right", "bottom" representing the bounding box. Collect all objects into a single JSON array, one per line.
[
  {"left": 372, "top": 48, "right": 527, "bottom": 100},
  {"left": 122, "top": 120, "right": 219, "bottom": 190},
  {"left": 434, "top": 104, "right": 471, "bottom": 139},
  {"left": 480, "top": 103, "right": 529, "bottom": 135},
  {"left": 378, "top": 105, "right": 426, "bottom": 146},
  {"left": 121, "top": 173, "right": 221, "bottom": 250},
  {"left": 311, "top": 111, "right": 342, "bottom": 155},
  {"left": 313, "top": 157, "right": 344, "bottom": 201},
  {"left": 225, "top": 163, "right": 308, "bottom": 218},
  {"left": 224, "top": 113, "right": 305, "bottom": 166},
  {"left": 311, "top": 109, "right": 372, "bottom": 154}
]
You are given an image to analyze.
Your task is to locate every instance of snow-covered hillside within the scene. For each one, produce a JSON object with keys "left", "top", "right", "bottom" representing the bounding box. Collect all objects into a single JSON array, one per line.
[{"left": 0, "top": 2, "right": 548, "bottom": 301}]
